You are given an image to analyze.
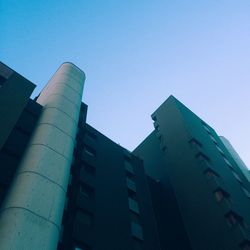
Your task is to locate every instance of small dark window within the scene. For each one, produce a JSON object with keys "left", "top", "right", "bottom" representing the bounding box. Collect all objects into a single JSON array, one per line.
[
  {"left": 196, "top": 152, "right": 210, "bottom": 162},
  {"left": 241, "top": 186, "right": 250, "bottom": 198},
  {"left": 85, "top": 130, "right": 97, "bottom": 140},
  {"left": 133, "top": 238, "right": 143, "bottom": 250},
  {"left": 131, "top": 222, "right": 143, "bottom": 240},
  {"left": 80, "top": 183, "right": 94, "bottom": 199},
  {"left": 189, "top": 138, "right": 202, "bottom": 148},
  {"left": 128, "top": 198, "right": 140, "bottom": 214},
  {"left": 127, "top": 178, "right": 136, "bottom": 192},
  {"left": 76, "top": 210, "right": 93, "bottom": 227},
  {"left": 204, "top": 168, "right": 220, "bottom": 179},
  {"left": 231, "top": 169, "right": 243, "bottom": 183},
  {"left": 213, "top": 188, "right": 230, "bottom": 202},
  {"left": 128, "top": 189, "right": 137, "bottom": 199},
  {"left": 130, "top": 211, "right": 140, "bottom": 224},
  {"left": 0, "top": 75, "right": 6, "bottom": 87},
  {"left": 83, "top": 145, "right": 96, "bottom": 157},
  {"left": 225, "top": 211, "right": 245, "bottom": 228},
  {"left": 82, "top": 162, "right": 96, "bottom": 176},
  {"left": 125, "top": 160, "right": 134, "bottom": 174}
]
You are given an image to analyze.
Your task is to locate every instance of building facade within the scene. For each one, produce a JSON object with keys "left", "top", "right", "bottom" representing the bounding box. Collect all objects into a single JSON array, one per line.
[{"left": 0, "top": 62, "right": 249, "bottom": 250}]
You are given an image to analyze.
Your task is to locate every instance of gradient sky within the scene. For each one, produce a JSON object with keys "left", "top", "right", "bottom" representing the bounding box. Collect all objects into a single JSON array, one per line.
[{"left": 1, "top": 0, "right": 250, "bottom": 167}]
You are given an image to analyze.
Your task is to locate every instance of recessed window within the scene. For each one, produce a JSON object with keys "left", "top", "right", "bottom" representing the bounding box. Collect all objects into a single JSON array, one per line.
[
  {"left": 128, "top": 189, "right": 137, "bottom": 199},
  {"left": 131, "top": 222, "right": 143, "bottom": 240},
  {"left": 196, "top": 152, "right": 210, "bottom": 163},
  {"left": 76, "top": 210, "right": 93, "bottom": 227},
  {"left": 0, "top": 75, "right": 6, "bottom": 87},
  {"left": 130, "top": 211, "right": 140, "bottom": 224},
  {"left": 225, "top": 211, "right": 245, "bottom": 228},
  {"left": 189, "top": 138, "right": 202, "bottom": 148},
  {"left": 152, "top": 115, "right": 157, "bottom": 121},
  {"left": 85, "top": 130, "right": 97, "bottom": 140},
  {"left": 213, "top": 188, "right": 230, "bottom": 202},
  {"left": 204, "top": 168, "right": 220, "bottom": 179},
  {"left": 125, "top": 161, "right": 134, "bottom": 174},
  {"left": 83, "top": 145, "right": 96, "bottom": 157},
  {"left": 80, "top": 183, "right": 94, "bottom": 199},
  {"left": 241, "top": 186, "right": 250, "bottom": 198},
  {"left": 82, "top": 162, "right": 96, "bottom": 176},
  {"left": 231, "top": 169, "right": 243, "bottom": 183},
  {"left": 154, "top": 124, "right": 159, "bottom": 131},
  {"left": 223, "top": 156, "right": 233, "bottom": 167},
  {"left": 128, "top": 198, "right": 140, "bottom": 214},
  {"left": 127, "top": 178, "right": 136, "bottom": 192},
  {"left": 215, "top": 145, "right": 224, "bottom": 155}
]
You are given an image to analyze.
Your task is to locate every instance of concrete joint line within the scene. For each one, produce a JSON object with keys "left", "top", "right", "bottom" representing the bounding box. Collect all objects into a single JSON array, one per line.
[
  {"left": 0, "top": 207, "right": 60, "bottom": 233},
  {"left": 16, "top": 170, "right": 67, "bottom": 193},
  {"left": 42, "top": 106, "right": 79, "bottom": 124},
  {"left": 46, "top": 93, "right": 79, "bottom": 108},
  {"left": 28, "top": 143, "right": 73, "bottom": 161},
  {"left": 51, "top": 81, "right": 82, "bottom": 96},
  {"left": 36, "top": 122, "right": 76, "bottom": 141}
]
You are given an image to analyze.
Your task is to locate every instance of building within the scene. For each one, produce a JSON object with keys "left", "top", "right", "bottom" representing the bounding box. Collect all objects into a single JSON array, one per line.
[{"left": 0, "top": 61, "right": 249, "bottom": 250}]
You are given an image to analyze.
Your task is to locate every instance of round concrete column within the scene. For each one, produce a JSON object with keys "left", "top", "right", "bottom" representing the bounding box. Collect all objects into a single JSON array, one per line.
[{"left": 0, "top": 63, "right": 85, "bottom": 250}]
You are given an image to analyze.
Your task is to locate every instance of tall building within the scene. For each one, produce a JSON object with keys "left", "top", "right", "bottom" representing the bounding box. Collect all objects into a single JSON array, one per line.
[{"left": 0, "top": 61, "right": 249, "bottom": 250}]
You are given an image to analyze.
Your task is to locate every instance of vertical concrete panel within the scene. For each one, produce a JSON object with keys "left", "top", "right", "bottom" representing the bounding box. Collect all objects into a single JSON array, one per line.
[{"left": 0, "top": 63, "right": 85, "bottom": 250}]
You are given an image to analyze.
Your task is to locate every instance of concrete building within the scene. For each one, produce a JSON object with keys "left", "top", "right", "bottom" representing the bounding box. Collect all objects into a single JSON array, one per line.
[{"left": 0, "top": 62, "right": 249, "bottom": 250}]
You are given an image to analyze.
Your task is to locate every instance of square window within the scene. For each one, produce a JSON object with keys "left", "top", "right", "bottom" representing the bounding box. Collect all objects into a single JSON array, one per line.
[
  {"left": 189, "top": 138, "right": 202, "bottom": 148},
  {"left": 80, "top": 183, "right": 94, "bottom": 199},
  {"left": 131, "top": 222, "right": 143, "bottom": 240},
  {"left": 196, "top": 152, "right": 210, "bottom": 163},
  {"left": 127, "top": 178, "right": 136, "bottom": 192},
  {"left": 125, "top": 161, "right": 134, "bottom": 174},
  {"left": 213, "top": 188, "right": 230, "bottom": 202},
  {"left": 128, "top": 189, "right": 137, "bottom": 199},
  {"left": 241, "top": 186, "right": 250, "bottom": 198},
  {"left": 225, "top": 211, "right": 245, "bottom": 228},
  {"left": 82, "top": 162, "right": 96, "bottom": 176},
  {"left": 85, "top": 130, "right": 97, "bottom": 140},
  {"left": 76, "top": 210, "right": 93, "bottom": 227},
  {"left": 83, "top": 145, "right": 96, "bottom": 157},
  {"left": 128, "top": 198, "right": 140, "bottom": 214},
  {"left": 204, "top": 168, "right": 220, "bottom": 179}
]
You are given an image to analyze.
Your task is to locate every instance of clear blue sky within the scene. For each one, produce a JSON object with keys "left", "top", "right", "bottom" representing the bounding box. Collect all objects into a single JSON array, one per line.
[{"left": 1, "top": 0, "right": 250, "bottom": 167}]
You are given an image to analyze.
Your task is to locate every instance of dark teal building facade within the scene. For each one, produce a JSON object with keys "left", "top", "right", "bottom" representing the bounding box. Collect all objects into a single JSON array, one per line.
[{"left": 0, "top": 62, "right": 249, "bottom": 250}]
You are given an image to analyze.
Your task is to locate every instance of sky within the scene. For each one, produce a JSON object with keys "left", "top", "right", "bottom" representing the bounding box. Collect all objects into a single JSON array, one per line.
[{"left": 1, "top": 0, "right": 250, "bottom": 167}]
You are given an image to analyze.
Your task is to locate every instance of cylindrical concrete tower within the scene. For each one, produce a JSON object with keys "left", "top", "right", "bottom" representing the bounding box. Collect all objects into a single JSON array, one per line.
[{"left": 0, "top": 63, "right": 85, "bottom": 250}]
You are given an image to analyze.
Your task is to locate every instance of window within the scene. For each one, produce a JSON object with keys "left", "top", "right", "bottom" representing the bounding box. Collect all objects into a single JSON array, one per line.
[
  {"left": 128, "top": 198, "right": 140, "bottom": 214},
  {"left": 189, "top": 138, "right": 202, "bottom": 148},
  {"left": 133, "top": 238, "right": 143, "bottom": 250},
  {"left": 82, "top": 162, "right": 96, "bottom": 176},
  {"left": 80, "top": 183, "right": 94, "bottom": 199},
  {"left": 154, "top": 124, "right": 159, "bottom": 131},
  {"left": 204, "top": 168, "right": 220, "bottom": 179},
  {"left": 215, "top": 145, "right": 224, "bottom": 155},
  {"left": 231, "top": 169, "right": 243, "bottom": 183},
  {"left": 128, "top": 189, "right": 137, "bottom": 199},
  {"left": 83, "top": 145, "right": 96, "bottom": 157},
  {"left": 125, "top": 161, "right": 134, "bottom": 174},
  {"left": 209, "top": 134, "right": 217, "bottom": 144},
  {"left": 225, "top": 211, "right": 245, "bottom": 228},
  {"left": 213, "top": 188, "right": 230, "bottom": 202},
  {"left": 76, "top": 210, "right": 93, "bottom": 226},
  {"left": 0, "top": 75, "right": 6, "bottom": 87},
  {"left": 131, "top": 222, "right": 143, "bottom": 240},
  {"left": 85, "top": 130, "right": 97, "bottom": 140},
  {"left": 241, "top": 186, "right": 250, "bottom": 198},
  {"left": 196, "top": 152, "right": 210, "bottom": 163},
  {"left": 130, "top": 211, "right": 140, "bottom": 224},
  {"left": 127, "top": 178, "right": 136, "bottom": 192},
  {"left": 223, "top": 156, "right": 233, "bottom": 167}
]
